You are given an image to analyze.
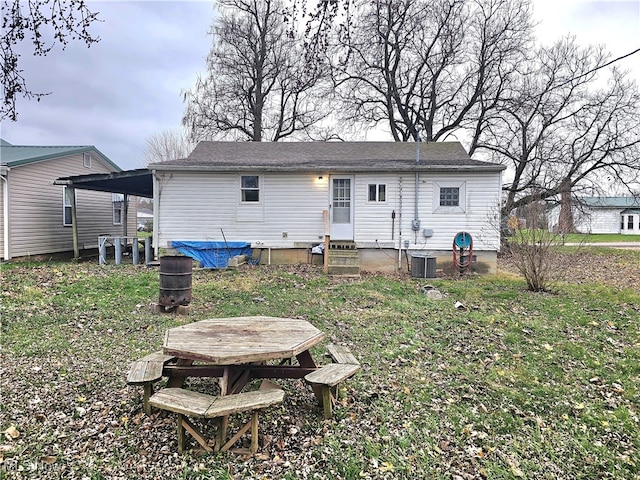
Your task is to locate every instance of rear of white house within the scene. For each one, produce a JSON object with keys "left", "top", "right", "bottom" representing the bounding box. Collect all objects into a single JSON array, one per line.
[{"left": 150, "top": 141, "right": 505, "bottom": 274}]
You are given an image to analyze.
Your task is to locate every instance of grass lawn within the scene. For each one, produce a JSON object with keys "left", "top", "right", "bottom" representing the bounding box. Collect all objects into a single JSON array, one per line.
[
  {"left": 560, "top": 233, "right": 640, "bottom": 243},
  {"left": 1, "top": 257, "right": 638, "bottom": 479}
]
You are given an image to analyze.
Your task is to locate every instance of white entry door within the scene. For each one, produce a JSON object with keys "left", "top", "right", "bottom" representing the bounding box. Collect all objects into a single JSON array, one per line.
[{"left": 329, "top": 176, "right": 354, "bottom": 240}]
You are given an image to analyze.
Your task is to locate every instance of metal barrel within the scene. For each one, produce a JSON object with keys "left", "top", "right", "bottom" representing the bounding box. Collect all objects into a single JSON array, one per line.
[{"left": 159, "top": 256, "right": 193, "bottom": 306}]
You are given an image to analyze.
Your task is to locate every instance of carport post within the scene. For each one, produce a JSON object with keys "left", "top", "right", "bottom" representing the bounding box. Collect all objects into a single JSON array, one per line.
[
  {"left": 115, "top": 238, "right": 122, "bottom": 265},
  {"left": 122, "top": 194, "right": 129, "bottom": 237},
  {"left": 132, "top": 239, "right": 140, "bottom": 265},
  {"left": 70, "top": 186, "right": 79, "bottom": 259},
  {"left": 145, "top": 237, "right": 152, "bottom": 264}
]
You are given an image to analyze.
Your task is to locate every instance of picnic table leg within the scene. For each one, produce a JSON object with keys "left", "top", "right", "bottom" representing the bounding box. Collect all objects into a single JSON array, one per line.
[
  {"left": 296, "top": 350, "right": 324, "bottom": 405},
  {"left": 167, "top": 358, "right": 193, "bottom": 388},
  {"left": 215, "top": 366, "right": 231, "bottom": 450},
  {"left": 230, "top": 370, "right": 252, "bottom": 394},
  {"left": 250, "top": 411, "right": 259, "bottom": 453},
  {"left": 177, "top": 414, "right": 185, "bottom": 453},
  {"left": 321, "top": 387, "right": 333, "bottom": 419},
  {"left": 179, "top": 415, "right": 213, "bottom": 453},
  {"left": 143, "top": 383, "right": 154, "bottom": 414}
]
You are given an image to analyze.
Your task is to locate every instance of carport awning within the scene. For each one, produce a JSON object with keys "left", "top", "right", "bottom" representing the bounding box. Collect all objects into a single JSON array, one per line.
[{"left": 54, "top": 169, "right": 153, "bottom": 198}]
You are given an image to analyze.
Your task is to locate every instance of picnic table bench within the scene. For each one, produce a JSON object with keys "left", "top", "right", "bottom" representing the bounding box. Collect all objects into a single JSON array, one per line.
[
  {"left": 326, "top": 343, "right": 360, "bottom": 365},
  {"left": 306, "top": 344, "right": 361, "bottom": 419},
  {"left": 126, "top": 351, "right": 176, "bottom": 414},
  {"left": 149, "top": 388, "right": 284, "bottom": 453}
]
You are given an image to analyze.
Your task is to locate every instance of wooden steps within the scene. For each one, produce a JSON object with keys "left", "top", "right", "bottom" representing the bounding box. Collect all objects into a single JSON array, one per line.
[{"left": 327, "top": 242, "right": 360, "bottom": 276}]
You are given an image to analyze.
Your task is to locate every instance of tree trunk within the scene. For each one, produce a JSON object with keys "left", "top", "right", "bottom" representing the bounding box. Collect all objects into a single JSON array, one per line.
[{"left": 557, "top": 181, "right": 575, "bottom": 234}]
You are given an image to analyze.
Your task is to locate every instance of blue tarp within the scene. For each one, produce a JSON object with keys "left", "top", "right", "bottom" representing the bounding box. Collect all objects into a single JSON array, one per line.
[{"left": 171, "top": 241, "right": 252, "bottom": 268}]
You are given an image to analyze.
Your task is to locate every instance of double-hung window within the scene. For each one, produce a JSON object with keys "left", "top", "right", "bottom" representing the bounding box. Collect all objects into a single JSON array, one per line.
[
  {"left": 112, "top": 193, "right": 124, "bottom": 225},
  {"left": 63, "top": 187, "right": 75, "bottom": 226},
  {"left": 241, "top": 175, "right": 260, "bottom": 202}
]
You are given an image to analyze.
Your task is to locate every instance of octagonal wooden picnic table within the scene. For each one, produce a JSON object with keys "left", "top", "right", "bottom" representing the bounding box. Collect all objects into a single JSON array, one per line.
[{"left": 162, "top": 316, "right": 326, "bottom": 396}]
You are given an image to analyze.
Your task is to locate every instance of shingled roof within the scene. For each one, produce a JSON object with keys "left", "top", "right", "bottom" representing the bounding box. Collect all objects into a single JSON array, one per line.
[{"left": 150, "top": 141, "right": 505, "bottom": 173}]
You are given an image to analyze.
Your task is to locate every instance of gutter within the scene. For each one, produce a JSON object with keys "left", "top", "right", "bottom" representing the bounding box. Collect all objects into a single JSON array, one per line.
[{"left": 149, "top": 164, "right": 507, "bottom": 174}]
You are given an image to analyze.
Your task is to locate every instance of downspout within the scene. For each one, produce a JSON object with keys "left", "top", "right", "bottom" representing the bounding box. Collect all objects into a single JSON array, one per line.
[
  {"left": 1, "top": 167, "right": 9, "bottom": 260},
  {"left": 152, "top": 171, "right": 160, "bottom": 260},
  {"left": 412, "top": 129, "right": 421, "bottom": 241},
  {"left": 398, "top": 176, "right": 403, "bottom": 269}
]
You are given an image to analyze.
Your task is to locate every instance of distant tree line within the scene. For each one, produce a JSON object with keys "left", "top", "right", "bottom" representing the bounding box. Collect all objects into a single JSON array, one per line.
[
  {"left": 181, "top": 0, "right": 640, "bottom": 221},
  {"left": 2, "top": 0, "right": 638, "bottom": 222}
]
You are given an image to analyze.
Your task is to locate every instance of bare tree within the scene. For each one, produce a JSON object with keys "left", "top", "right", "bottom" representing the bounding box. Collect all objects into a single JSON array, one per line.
[
  {"left": 1, "top": 0, "right": 100, "bottom": 121},
  {"left": 182, "top": 0, "right": 329, "bottom": 142},
  {"left": 503, "top": 195, "right": 570, "bottom": 292},
  {"left": 330, "top": 0, "right": 532, "bottom": 148},
  {"left": 478, "top": 37, "right": 640, "bottom": 220},
  {"left": 142, "top": 128, "right": 196, "bottom": 166}
]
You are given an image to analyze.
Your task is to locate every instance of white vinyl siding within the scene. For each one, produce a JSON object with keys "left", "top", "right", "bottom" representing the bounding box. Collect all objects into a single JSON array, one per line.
[
  {"left": 155, "top": 170, "right": 502, "bottom": 252},
  {"left": 5, "top": 153, "right": 136, "bottom": 258},
  {"left": 156, "top": 172, "right": 328, "bottom": 246},
  {"left": 353, "top": 173, "right": 500, "bottom": 250},
  {"left": 575, "top": 209, "right": 624, "bottom": 234},
  {"left": 0, "top": 177, "right": 4, "bottom": 258}
]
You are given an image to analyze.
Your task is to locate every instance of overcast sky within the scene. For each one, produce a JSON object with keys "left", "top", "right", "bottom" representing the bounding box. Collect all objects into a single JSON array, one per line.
[{"left": 1, "top": 0, "right": 639, "bottom": 171}]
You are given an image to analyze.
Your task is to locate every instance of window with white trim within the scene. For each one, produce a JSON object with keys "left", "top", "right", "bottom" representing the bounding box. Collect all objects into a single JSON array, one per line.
[
  {"left": 241, "top": 175, "right": 260, "bottom": 202},
  {"left": 112, "top": 193, "right": 124, "bottom": 225},
  {"left": 83, "top": 152, "right": 92, "bottom": 168},
  {"left": 63, "top": 187, "right": 75, "bottom": 226},
  {"left": 434, "top": 182, "right": 466, "bottom": 213},
  {"left": 368, "top": 183, "right": 386, "bottom": 202}
]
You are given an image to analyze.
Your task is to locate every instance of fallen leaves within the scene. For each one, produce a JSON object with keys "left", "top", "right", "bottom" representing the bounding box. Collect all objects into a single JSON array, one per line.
[
  {"left": 1, "top": 256, "right": 638, "bottom": 479},
  {"left": 4, "top": 426, "right": 19, "bottom": 440}
]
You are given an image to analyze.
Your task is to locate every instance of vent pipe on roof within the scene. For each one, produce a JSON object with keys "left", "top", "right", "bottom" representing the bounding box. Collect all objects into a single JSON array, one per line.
[{"left": 412, "top": 128, "right": 421, "bottom": 232}]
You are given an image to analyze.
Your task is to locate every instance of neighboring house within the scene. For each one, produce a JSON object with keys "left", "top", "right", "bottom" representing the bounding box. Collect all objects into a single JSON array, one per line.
[
  {"left": 0, "top": 139, "right": 136, "bottom": 260},
  {"left": 548, "top": 196, "right": 640, "bottom": 235},
  {"left": 150, "top": 141, "right": 505, "bottom": 274}
]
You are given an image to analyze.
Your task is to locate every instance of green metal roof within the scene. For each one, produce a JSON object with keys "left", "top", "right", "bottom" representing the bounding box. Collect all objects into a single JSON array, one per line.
[
  {"left": 0, "top": 139, "right": 120, "bottom": 171},
  {"left": 580, "top": 197, "right": 640, "bottom": 209}
]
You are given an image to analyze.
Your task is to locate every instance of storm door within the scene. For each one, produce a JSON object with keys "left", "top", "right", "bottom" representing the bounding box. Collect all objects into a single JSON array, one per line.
[{"left": 329, "top": 176, "right": 354, "bottom": 240}]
